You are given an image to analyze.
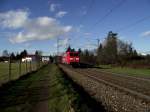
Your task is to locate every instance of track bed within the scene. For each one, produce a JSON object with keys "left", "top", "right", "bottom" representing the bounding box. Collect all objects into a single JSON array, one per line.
[
  {"left": 76, "top": 68, "right": 150, "bottom": 96},
  {"left": 59, "top": 64, "right": 150, "bottom": 112}
]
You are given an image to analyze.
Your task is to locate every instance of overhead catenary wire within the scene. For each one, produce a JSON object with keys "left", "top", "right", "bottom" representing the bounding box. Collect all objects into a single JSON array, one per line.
[
  {"left": 64, "top": 0, "right": 95, "bottom": 51},
  {"left": 88, "top": 0, "right": 150, "bottom": 34},
  {"left": 116, "top": 15, "right": 150, "bottom": 32},
  {"left": 73, "top": 0, "right": 126, "bottom": 50},
  {"left": 78, "top": 0, "right": 150, "bottom": 51},
  {"left": 78, "top": 0, "right": 95, "bottom": 25},
  {"left": 87, "top": 0, "right": 126, "bottom": 31},
  {"left": 80, "top": 0, "right": 126, "bottom": 48}
]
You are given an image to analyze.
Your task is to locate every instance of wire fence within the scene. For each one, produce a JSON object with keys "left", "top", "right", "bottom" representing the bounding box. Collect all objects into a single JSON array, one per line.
[{"left": 0, "top": 58, "right": 47, "bottom": 86}]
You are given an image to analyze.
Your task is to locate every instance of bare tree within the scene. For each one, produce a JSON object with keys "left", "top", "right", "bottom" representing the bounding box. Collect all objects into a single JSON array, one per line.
[{"left": 2, "top": 50, "right": 9, "bottom": 57}]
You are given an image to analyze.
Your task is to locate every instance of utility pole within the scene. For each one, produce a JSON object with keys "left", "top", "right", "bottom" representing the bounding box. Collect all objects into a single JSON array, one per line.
[
  {"left": 57, "top": 37, "right": 59, "bottom": 56},
  {"left": 96, "top": 38, "right": 100, "bottom": 48},
  {"left": 66, "top": 38, "right": 71, "bottom": 49},
  {"left": 8, "top": 56, "right": 11, "bottom": 81},
  {"left": 56, "top": 37, "right": 60, "bottom": 64}
]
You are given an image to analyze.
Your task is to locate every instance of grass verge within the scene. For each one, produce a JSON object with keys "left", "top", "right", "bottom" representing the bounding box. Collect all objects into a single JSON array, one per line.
[
  {"left": 0, "top": 64, "right": 105, "bottom": 112},
  {"left": 48, "top": 64, "right": 106, "bottom": 112},
  {"left": 99, "top": 65, "right": 150, "bottom": 77},
  {"left": 0, "top": 62, "right": 37, "bottom": 84}
]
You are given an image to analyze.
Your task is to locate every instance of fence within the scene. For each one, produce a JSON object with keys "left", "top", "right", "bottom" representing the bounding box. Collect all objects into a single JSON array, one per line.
[{"left": 0, "top": 58, "right": 46, "bottom": 86}]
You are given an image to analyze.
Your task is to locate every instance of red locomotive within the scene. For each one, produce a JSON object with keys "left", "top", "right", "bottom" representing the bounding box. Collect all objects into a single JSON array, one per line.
[{"left": 62, "top": 51, "right": 80, "bottom": 64}]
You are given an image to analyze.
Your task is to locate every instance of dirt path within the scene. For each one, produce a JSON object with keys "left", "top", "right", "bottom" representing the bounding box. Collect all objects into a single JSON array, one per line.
[
  {"left": 30, "top": 79, "right": 50, "bottom": 112},
  {"left": 32, "top": 101, "right": 48, "bottom": 112},
  {"left": 0, "top": 65, "right": 51, "bottom": 112},
  {"left": 0, "top": 64, "right": 106, "bottom": 112}
]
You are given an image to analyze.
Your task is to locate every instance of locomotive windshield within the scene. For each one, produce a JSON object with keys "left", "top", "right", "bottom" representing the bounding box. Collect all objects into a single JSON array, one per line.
[
  {"left": 74, "top": 53, "right": 79, "bottom": 56},
  {"left": 70, "top": 53, "right": 74, "bottom": 56},
  {"left": 69, "top": 52, "right": 78, "bottom": 56}
]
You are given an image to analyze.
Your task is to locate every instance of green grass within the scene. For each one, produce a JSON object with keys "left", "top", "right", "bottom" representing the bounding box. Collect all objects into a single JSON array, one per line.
[
  {"left": 0, "top": 65, "right": 48, "bottom": 112},
  {"left": 0, "top": 62, "right": 37, "bottom": 84},
  {"left": 48, "top": 65, "right": 72, "bottom": 112},
  {"left": 99, "top": 65, "right": 150, "bottom": 77},
  {"left": 50, "top": 65, "right": 105, "bottom": 112},
  {"left": 0, "top": 64, "right": 95, "bottom": 112},
  {"left": 0, "top": 64, "right": 103, "bottom": 112},
  {"left": 48, "top": 64, "right": 93, "bottom": 112}
]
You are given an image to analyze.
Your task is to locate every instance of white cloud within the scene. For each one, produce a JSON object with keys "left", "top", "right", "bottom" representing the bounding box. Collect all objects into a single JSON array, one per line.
[
  {"left": 10, "top": 17, "right": 72, "bottom": 43},
  {"left": 0, "top": 9, "right": 29, "bottom": 29},
  {"left": 55, "top": 11, "right": 67, "bottom": 18},
  {"left": 141, "top": 30, "right": 150, "bottom": 37},
  {"left": 0, "top": 10, "right": 72, "bottom": 43},
  {"left": 84, "top": 43, "right": 96, "bottom": 49},
  {"left": 84, "top": 32, "right": 91, "bottom": 36},
  {"left": 50, "top": 4, "right": 59, "bottom": 12}
]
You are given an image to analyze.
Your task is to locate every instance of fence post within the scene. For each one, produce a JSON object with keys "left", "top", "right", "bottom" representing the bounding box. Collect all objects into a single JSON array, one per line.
[
  {"left": 8, "top": 57, "right": 11, "bottom": 81},
  {"left": 30, "top": 61, "right": 31, "bottom": 72},
  {"left": 36, "top": 61, "right": 37, "bottom": 70},
  {"left": 39, "top": 59, "right": 40, "bottom": 68},
  {"left": 19, "top": 59, "right": 21, "bottom": 77},
  {"left": 26, "top": 60, "right": 27, "bottom": 73}
]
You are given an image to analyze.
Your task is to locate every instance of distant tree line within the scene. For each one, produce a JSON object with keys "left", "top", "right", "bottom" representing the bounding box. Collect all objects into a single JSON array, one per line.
[
  {"left": 0, "top": 49, "right": 43, "bottom": 62},
  {"left": 77, "top": 31, "right": 150, "bottom": 68},
  {"left": 0, "top": 50, "right": 27, "bottom": 62}
]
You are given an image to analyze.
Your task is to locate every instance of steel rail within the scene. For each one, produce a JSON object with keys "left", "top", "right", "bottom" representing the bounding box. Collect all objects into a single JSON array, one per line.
[
  {"left": 69, "top": 68, "right": 150, "bottom": 102},
  {"left": 89, "top": 68, "right": 150, "bottom": 82}
]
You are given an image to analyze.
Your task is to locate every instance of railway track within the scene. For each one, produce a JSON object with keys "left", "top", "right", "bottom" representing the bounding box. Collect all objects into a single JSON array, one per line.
[
  {"left": 59, "top": 64, "right": 150, "bottom": 111},
  {"left": 64, "top": 66, "right": 150, "bottom": 101},
  {"left": 89, "top": 68, "right": 150, "bottom": 82}
]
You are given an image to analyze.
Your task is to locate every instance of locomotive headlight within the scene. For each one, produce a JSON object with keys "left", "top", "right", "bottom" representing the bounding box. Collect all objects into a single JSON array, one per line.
[
  {"left": 76, "top": 58, "right": 79, "bottom": 60},
  {"left": 70, "top": 58, "right": 73, "bottom": 60}
]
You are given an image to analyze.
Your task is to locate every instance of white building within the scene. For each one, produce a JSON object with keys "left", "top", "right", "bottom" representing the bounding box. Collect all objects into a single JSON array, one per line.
[
  {"left": 22, "top": 55, "right": 36, "bottom": 62},
  {"left": 42, "top": 56, "right": 50, "bottom": 62},
  {"left": 22, "top": 57, "right": 32, "bottom": 62}
]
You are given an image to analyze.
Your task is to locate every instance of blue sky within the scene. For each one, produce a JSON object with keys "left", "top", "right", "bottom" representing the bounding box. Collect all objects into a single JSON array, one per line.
[{"left": 0, "top": 0, "right": 150, "bottom": 55}]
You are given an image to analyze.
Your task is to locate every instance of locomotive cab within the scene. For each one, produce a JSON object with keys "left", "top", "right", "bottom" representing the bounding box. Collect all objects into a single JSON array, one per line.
[
  {"left": 69, "top": 52, "right": 79, "bottom": 64},
  {"left": 62, "top": 51, "right": 80, "bottom": 65}
]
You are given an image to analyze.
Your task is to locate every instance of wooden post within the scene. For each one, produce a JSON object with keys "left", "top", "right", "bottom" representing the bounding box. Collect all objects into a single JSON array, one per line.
[
  {"left": 8, "top": 56, "right": 11, "bottom": 81},
  {"left": 26, "top": 60, "right": 27, "bottom": 73},
  {"left": 19, "top": 59, "right": 21, "bottom": 76},
  {"left": 39, "top": 60, "right": 40, "bottom": 68},
  {"left": 30, "top": 61, "right": 31, "bottom": 72}
]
